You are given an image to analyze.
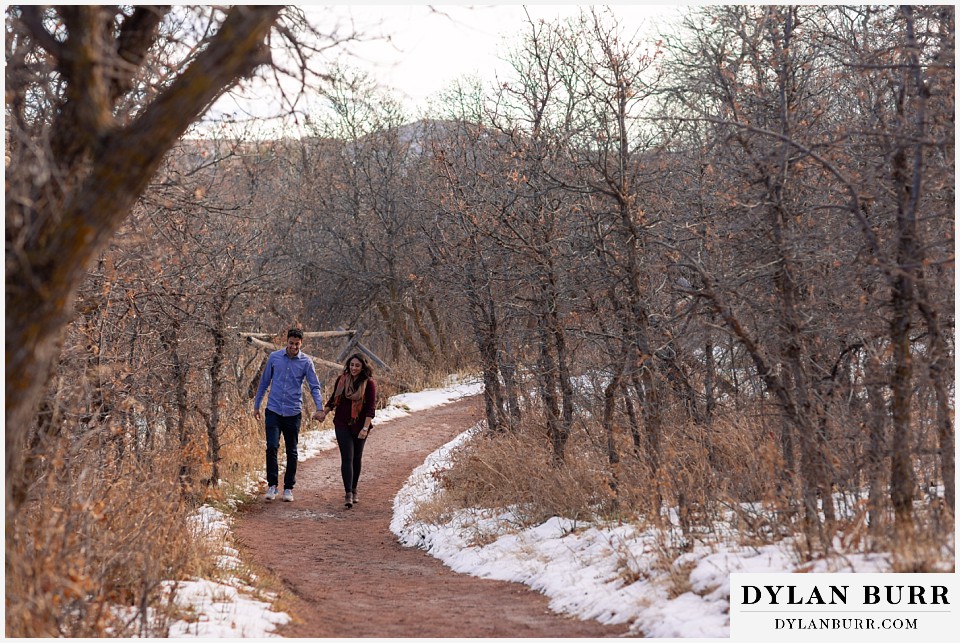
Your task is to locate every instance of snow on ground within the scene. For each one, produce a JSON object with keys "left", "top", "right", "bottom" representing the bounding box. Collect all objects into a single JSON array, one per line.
[
  {"left": 159, "top": 577, "right": 290, "bottom": 638},
  {"left": 164, "top": 376, "right": 483, "bottom": 637},
  {"left": 391, "top": 434, "right": 901, "bottom": 638},
  {"left": 160, "top": 505, "right": 290, "bottom": 637},
  {"left": 166, "top": 376, "right": 951, "bottom": 639},
  {"left": 388, "top": 393, "right": 952, "bottom": 638}
]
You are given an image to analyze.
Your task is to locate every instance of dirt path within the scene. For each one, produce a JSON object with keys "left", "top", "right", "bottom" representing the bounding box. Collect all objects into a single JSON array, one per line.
[{"left": 234, "top": 396, "right": 629, "bottom": 637}]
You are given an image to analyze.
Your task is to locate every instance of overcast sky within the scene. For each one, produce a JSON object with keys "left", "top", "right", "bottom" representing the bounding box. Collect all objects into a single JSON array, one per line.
[
  {"left": 203, "top": 4, "right": 687, "bottom": 133},
  {"left": 313, "top": 3, "right": 686, "bottom": 112}
]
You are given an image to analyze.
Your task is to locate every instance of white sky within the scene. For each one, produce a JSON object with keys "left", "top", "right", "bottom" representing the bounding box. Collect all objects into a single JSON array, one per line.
[
  {"left": 206, "top": 3, "right": 688, "bottom": 130},
  {"left": 308, "top": 3, "right": 686, "bottom": 113}
]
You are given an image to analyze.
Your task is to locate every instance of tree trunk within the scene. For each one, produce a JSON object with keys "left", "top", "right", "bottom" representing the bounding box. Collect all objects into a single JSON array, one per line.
[
  {"left": 602, "top": 358, "right": 627, "bottom": 466},
  {"left": 206, "top": 322, "right": 226, "bottom": 486},
  {"left": 865, "top": 352, "right": 887, "bottom": 542},
  {"left": 464, "top": 271, "right": 506, "bottom": 433},
  {"left": 5, "top": 5, "right": 282, "bottom": 518},
  {"left": 424, "top": 295, "right": 450, "bottom": 361},
  {"left": 535, "top": 322, "right": 563, "bottom": 464},
  {"left": 623, "top": 389, "right": 643, "bottom": 457},
  {"left": 500, "top": 336, "right": 522, "bottom": 426},
  {"left": 377, "top": 298, "right": 426, "bottom": 365},
  {"left": 889, "top": 268, "right": 915, "bottom": 535},
  {"left": 704, "top": 334, "right": 716, "bottom": 425},
  {"left": 631, "top": 373, "right": 659, "bottom": 463},
  {"left": 779, "top": 368, "right": 797, "bottom": 482},
  {"left": 160, "top": 324, "right": 192, "bottom": 488},
  {"left": 549, "top": 292, "right": 575, "bottom": 463},
  {"left": 408, "top": 296, "right": 440, "bottom": 364}
]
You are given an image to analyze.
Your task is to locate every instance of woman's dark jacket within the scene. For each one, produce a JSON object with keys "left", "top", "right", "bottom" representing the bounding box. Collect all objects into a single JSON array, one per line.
[{"left": 325, "top": 377, "right": 377, "bottom": 436}]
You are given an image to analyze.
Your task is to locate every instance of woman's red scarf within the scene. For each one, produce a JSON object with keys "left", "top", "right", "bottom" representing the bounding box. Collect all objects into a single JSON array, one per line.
[{"left": 333, "top": 373, "right": 367, "bottom": 421}]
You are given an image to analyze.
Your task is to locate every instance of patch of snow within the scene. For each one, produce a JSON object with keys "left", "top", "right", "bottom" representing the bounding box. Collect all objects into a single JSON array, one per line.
[{"left": 390, "top": 426, "right": 945, "bottom": 638}]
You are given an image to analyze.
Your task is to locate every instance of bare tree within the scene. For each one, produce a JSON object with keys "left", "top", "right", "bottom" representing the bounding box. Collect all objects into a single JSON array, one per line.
[
  {"left": 295, "top": 67, "right": 451, "bottom": 369},
  {"left": 425, "top": 87, "right": 525, "bottom": 432},
  {"left": 659, "top": 4, "right": 954, "bottom": 549},
  {"left": 5, "top": 7, "right": 372, "bottom": 634},
  {"left": 5, "top": 5, "right": 283, "bottom": 514}
]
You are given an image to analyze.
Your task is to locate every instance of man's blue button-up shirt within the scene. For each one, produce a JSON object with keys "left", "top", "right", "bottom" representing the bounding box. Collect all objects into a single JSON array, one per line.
[{"left": 254, "top": 349, "right": 323, "bottom": 417}]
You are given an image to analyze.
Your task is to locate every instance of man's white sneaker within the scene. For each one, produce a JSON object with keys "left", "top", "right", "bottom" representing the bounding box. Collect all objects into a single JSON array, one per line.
[
  {"left": 282, "top": 489, "right": 294, "bottom": 502},
  {"left": 265, "top": 486, "right": 278, "bottom": 501}
]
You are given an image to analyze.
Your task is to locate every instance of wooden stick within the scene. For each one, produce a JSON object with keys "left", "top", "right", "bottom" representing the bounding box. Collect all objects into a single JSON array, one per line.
[
  {"left": 246, "top": 336, "right": 344, "bottom": 370},
  {"left": 238, "top": 330, "right": 355, "bottom": 339},
  {"left": 335, "top": 324, "right": 365, "bottom": 363},
  {"left": 301, "top": 330, "right": 356, "bottom": 338},
  {"left": 356, "top": 342, "right": 391, "bottom": 371},
  {"left": 332, "top": 325, "right": 391, "bottom": 372},
  {"left": 313, "top": 356, "right": 348, "bottom": 370},
  {"left": 246, "top": 336, "right": 278, "bottom": 350}
]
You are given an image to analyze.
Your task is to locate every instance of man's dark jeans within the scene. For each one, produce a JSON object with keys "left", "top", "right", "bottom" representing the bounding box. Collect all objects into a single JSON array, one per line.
[{"left": 264, "top": 409, "right": 301, "bottom": 489}]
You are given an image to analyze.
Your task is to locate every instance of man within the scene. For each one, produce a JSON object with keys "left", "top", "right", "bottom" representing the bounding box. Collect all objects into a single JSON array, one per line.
[{"left": 253, "top": 328, "right": 324, "bottom": 502}]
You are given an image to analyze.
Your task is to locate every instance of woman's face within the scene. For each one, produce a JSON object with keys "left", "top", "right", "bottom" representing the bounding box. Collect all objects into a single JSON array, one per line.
[{"left": 349, "top": 359, "right": 363, "bottom": 377}]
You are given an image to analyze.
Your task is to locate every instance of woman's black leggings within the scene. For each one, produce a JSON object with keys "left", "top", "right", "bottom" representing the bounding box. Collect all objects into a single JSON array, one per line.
[{"left": 334, "top": 424, "right": 367, "bottom": 493}]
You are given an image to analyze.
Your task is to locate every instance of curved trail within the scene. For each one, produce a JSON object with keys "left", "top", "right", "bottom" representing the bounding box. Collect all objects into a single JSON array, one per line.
[{"left": 234, "top": 396, "right": 629, "bottom": 637}]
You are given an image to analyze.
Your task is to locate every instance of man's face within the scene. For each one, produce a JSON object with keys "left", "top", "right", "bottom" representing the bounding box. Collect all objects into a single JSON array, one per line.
[{"left": 286, "top": 336, "right": 302, "bottom": 357}]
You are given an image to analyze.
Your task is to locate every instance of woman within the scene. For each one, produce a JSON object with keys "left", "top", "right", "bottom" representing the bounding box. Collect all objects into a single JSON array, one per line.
[{"left": 319, "top": 353, "right": 376, "bottom": 508}]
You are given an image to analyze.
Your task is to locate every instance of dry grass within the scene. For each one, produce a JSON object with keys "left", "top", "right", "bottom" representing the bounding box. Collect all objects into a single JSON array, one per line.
[
  {"left": 380, "top": 355, "right": 475, "bottom": 398},
  {"left": 888, "top": 501, "right": 956, "bottom": 573},
  {"left": 5, "top": 431, "right": 213, "bottom": 637},
  {"left": 413, "top": 389, "right": 954, "bottom": 584},
  {"left": 5, "top": 396, "right": 292, "bottom": 638},
  {"left": 436, "top": 421, "right": 618, "bottom": 531},
  {"left": 217, "top": 407, "right": 268, "bottom": 496}
]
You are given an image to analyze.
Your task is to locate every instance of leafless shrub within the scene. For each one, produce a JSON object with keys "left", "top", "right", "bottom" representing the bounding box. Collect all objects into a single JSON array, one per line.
[
  {"left": 434, "top": 414, "right": 615, "bottom": 530},
  {"left": 6, "top": 431, "right": 208, "bottom": 637}
]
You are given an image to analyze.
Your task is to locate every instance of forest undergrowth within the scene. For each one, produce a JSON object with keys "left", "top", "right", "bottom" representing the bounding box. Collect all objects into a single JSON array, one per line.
[
  {"left": 417, "top": 399, "right": 954, "bottom": 585},
  {"left": 6, "top": 407, "right": 255, "bottom": 636},
  {"left": 4, "top": 358, "right": 450, "bottom": 637}
]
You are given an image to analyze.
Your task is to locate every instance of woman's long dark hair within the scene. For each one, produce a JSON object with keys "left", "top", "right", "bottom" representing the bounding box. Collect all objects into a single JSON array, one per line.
[{"left": 343, "top": 352, "right": 373, "bottom": 382}]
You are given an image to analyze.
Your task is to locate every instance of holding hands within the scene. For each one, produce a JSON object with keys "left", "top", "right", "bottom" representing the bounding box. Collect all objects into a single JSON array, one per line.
[{"left": 313, "top": 408, "right": 328, "bottom": 422}]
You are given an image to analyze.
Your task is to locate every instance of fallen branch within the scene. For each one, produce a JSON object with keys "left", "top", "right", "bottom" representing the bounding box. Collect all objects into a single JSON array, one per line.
[
  {"left": 238, "top": 330, "right": 356, "bottom": 339},
  {"left": 245, "top": 336, "right": 344, "bottom": 370}
]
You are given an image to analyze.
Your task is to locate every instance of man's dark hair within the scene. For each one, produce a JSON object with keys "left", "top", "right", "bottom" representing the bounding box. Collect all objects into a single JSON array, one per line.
[{"left": 287, "top": 328, "right": 304, "bottom": 340}]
